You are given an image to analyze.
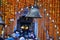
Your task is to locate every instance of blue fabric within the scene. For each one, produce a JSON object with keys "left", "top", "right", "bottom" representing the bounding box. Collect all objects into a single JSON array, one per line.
[
  {"left": 7, "top": 37, "right": 14, "bottom": 40},
  {"left": 14, "top": 25, "right": 17, "bottom": 32},
  {"left": 15, "top": 33, "right": 20, "bottom": 37},
  {"left": 34, "top": 21, "right": 38, "bottom": 37},
  {"left": 14, "top": 19, "right": 17, "bottom": 32}
]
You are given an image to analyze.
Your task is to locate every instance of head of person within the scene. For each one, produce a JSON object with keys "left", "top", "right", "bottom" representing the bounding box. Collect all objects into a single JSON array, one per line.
[{"left": 19, "top": 37, "right": 25, "bottom": 40}]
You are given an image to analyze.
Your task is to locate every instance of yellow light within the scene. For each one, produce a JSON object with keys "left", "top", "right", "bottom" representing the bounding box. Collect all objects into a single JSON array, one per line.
[
  {"left": 54, "top": 25, "right": 57, "bottom": 28},
  {"left": 50, "top": 4, "right": 52, "bottom": 7},
  {"left": 2, "top": 30, "right": 4, "bottom": 34},
  {"left": 25, "top": 27, "right": 28, "bottom": 30},
  {"left": 21, "top": 26, "right": 24, "bottom": 29},
  {"left": 46, "top": 13, "right": 49, "bottom": 16},
  {"left": 53, "top": 10, "right": 54, "bottom": 14}
]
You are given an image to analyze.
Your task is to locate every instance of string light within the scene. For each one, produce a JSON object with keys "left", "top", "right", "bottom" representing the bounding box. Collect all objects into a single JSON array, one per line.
[
  {"left": 21, "top": 8, "right": 23, "bottom": 11},
  {"left": 52, "top": 20, "right": 54, "bottom": 23},
  {"left": 50, "top": 4, "right": 52, "bottom": 7},
  {"left": 40, "top": 4, "right": 42, "bottom": 7},
  {"left": 16, "top": 0, "right": 19, "bottom": 2},
  {"left": 50, "top": 38, "right": 53, "bottom": 40},
  {"left": 57, "top": 31, "right": 59, "bottom": 34},
  {"left": 0, "top": 0, "right": 59, "bottom": 39},
  {"left": 5, "top": 25, "right": 7, "bottom": 28},
  {"left": 59, "top": 37, "right": 60, "bottom": 39},
  {"left": 46, "top": 13, "right": 49, "bottom": 16},
  {"left": 26, "top": 7, "right": 29, "bottom": 9},
  {"left": 10, "top": 18, "right": 14, "bottom": 22},
  {"left": 2, "top": 31, "right": 4, "bottom": 34},
  {"left": 49, "top": 17, "right": 51, "bottom": 20},
  {"left": 44, "top": 9, "right": 46, "bottom": 11},
  {"left": 18, "top": 11, "right": 20, "bottom": 13},
  {"left": 54, "top": 25, "right": 57, "bottom": 28}
]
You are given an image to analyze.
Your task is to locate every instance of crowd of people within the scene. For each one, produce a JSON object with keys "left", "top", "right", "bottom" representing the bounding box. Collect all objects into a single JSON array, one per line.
[{"left": 0, "top": 31, "right": 38, "bottom": 40}]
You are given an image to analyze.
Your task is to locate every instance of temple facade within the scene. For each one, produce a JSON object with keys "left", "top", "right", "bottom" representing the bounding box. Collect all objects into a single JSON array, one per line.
[{"left": 0, "top": 0, "right": 60, "bottom": 40}]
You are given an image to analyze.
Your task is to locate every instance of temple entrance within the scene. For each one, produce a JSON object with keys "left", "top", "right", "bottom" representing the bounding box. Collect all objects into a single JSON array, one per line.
[{"left": 17, "top": 16, "right": 36, "bottom": 38}]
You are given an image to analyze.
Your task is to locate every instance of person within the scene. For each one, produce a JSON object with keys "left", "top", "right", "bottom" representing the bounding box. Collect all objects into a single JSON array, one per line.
[
  {"left": 0, "top": 37, "right": 4, "bottom": 40},
  {"left": 15, "top": 31, "right": 20, "bottom": 38},
  {"left": 28, "top": 33, "right": 31, "bottom": 38},
  {"left": 6, "top": 35, "right": 14, "bottom": 40},
  {"left": 0, "top": 35, "right": 4, "bottom": 40},
  {"left": 19, "top": 37, "right": 25, "bottom": 40},
  {"left": 30, "top": 32, "right": 35, "bottom": 39},
  {"left": 11, "top": 32, "right": 16, "bottom": 38}
]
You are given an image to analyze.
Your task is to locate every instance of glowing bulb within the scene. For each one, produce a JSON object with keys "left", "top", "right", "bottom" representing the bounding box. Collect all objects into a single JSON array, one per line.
[
  {"left": 31, "top": 6, "right": 34, "bottom": 8},
  {"left": 49, "top": 17, "right": 51, "bottom": 20},
  {"left": 21, "top": 26, "right": 24, "bottom": 29},
  {"left": 54, "top": 25, "right": 57, "bottom": 28},
  {"left": 53, "top": 10, "right": 54, "bottom": 13},
  {"left": 40, "top": 4, "right": 42, "bottom": 7},
  {"left": 5, "top": 25, "right": 7, "bottom": 28},
  {"left": 44, "top": 9, "right": 46, "bottom": 11},
  {"left": 50, "top": 38, "right": 53, "bottom": 40},
  {"left": 17, "top": 0, "right": 19, "bottom": 2},
  {"left": 15, "top": 12, "right": 17, "bottom": 14},
  {"left": 50, "top": 4, "right": 52, "bottom": 7},
  {"left": 46, "top": 13, "right": 49, "bottom": 16},
  {"left": 25, "top": 27, "right": 28, "bottom": 30},
  {"left": 2, "top": 30, "right": 4, "bottom": 34},
  {"left": 52, "top": 20, "right": 54, "bottom": 23},
  {"left": 18, "top": 11, "right": 20, "bottom": 13},
  {"left": 21, "top": 8, "right": 23, "bottom": 11},
  {"left": 26, "top": 7, "right": 29, "bottom": 9},
  {"left": 59, "top": 37, "right": 60, "bottom": 39},
  {"left": 10, "top": 18, "right": 14, "bottom": 22},
  {"left": 57, "top": 31, "right": 59, "bottom": 34}
]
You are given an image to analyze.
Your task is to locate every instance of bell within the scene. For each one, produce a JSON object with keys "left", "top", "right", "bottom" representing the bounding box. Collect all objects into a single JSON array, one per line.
[
  {"left": 0, "top": 16, "right": 4, "bottom": 25},
  {"left": 25, "top": 6, "right": 42, "bottom": 18}
]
